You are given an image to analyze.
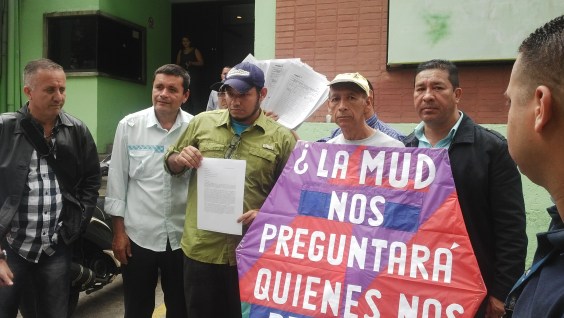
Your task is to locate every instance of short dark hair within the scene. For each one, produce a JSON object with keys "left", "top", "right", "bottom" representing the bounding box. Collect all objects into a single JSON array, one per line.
[
  {"left": 154, "top": 64, "right": 191, "bottom": 93},
  {"left": 415, "top": 59, "right": 460, "bottom": 89},
  {"left": 518, "top": 15, "right": 564, "bottom": 96},
  {"left": 24, "top": 58, "right": 64, "bottom": 88}
]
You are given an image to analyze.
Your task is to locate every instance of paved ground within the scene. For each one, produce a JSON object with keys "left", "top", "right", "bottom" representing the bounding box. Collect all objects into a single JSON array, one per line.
[
  {"left": 71, "top": 275, "right": 166, "bottom": 318},
  {"left": 17, "top": 275, "right": 166, "bottom": 318}
]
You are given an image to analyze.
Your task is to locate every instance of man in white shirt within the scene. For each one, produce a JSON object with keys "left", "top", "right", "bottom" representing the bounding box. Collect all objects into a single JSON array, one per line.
[
  {"left": 327, "top": 72, "right": 404, "bottom": 147},
  {"left": 104, "top": 64, "right": 193, "bottom": 318}
]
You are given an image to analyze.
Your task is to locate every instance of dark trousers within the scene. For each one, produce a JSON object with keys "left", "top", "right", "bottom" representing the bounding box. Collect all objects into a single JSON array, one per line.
[
  {"left": 183, "top": 255, "right": 242, "bottom": 318},
  {"left": 122, "top": 240, "right": 187, "bottom": 318},
  {"left": 0, "top": 240, "right": 71, "bottom": 318}
]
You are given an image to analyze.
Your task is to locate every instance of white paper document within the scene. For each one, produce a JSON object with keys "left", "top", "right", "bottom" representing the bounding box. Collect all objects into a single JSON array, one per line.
[
  {"left": 197, "top": 158, "right": 246, "bottom": 235},
  {"left": 241, "top": 54, "right": 329, "bottom": 130}
]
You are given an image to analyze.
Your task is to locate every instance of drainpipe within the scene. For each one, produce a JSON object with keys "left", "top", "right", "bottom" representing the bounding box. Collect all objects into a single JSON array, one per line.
[
  {"left": 0, "top": 0, "right": 6, "bottom": 112},
  {"left": 4, "top": 0, "right": 21, "bottom": 112}
]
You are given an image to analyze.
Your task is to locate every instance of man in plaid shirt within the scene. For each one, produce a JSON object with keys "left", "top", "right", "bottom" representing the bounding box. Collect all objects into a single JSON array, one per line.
[{"left": 0, "top": 59, "right": 100, "bottom": 318}]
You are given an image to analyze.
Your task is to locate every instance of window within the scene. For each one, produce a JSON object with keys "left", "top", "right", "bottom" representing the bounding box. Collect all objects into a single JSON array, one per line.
[{"left": 45, "top": 11, "right": 146, "bottom": 84}]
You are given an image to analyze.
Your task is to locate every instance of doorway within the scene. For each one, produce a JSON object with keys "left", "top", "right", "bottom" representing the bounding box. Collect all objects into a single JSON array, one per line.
[{"left": 171, "top": 1, "right": 255, "bottom": 115}]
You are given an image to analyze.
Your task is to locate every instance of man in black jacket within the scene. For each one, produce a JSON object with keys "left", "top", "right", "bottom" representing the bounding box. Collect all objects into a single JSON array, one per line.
[
  {"left": 0, "top": 59, "right": 100, "bottom": 318},
  {"left": 504, "top": 15, "right": 564, "bottom": 317},
  {"left": 403, "top": 59, "right": 527, "bottom": 318}
]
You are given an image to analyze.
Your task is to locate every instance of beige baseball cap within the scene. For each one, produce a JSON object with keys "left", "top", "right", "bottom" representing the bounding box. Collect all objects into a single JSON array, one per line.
[{"left": 328, "top": 72, "right": 370, "bottom": 95}]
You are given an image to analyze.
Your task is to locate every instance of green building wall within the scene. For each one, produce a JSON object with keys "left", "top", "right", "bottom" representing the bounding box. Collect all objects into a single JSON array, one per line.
[
  {"left": 254, "top": 0, "right": 276, "bottom": 59},
  {"left": 10, "top": 0, "right": 272, "bottom": 151},
  {"left": 17, "top": 0, "right": 171, "bottom": 152}
]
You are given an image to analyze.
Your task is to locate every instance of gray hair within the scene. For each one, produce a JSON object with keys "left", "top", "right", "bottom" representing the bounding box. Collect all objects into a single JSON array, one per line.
[{"left": 24, "top": 58, "right": 64, "bottom": 88}]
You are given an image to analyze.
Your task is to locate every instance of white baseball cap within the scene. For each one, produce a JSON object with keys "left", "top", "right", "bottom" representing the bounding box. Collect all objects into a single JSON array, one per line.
[{"left": 328, "top": 72, "right": 370, "bottom": 95}]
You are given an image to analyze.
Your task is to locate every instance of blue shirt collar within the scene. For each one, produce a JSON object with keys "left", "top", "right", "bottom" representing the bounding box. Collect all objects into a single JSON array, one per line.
[{"left": 414, "top": 111, "right": 464, "bottom": 148}]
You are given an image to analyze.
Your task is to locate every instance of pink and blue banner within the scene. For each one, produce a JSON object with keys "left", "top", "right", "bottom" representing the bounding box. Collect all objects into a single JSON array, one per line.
[{"left": 237, "top": 141, "right": 486, "bottom": 317}]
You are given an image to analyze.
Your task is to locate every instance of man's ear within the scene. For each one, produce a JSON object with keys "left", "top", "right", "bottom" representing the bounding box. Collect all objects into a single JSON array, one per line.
[
  {"left": 454, "top": 87, "right": 462, "bottom": 103},
  {"left": 534, "top": 86, "right": 553, "bottom": 132},
  {"left": 23, "top": 86, "right": 32, "bottom": 100},
  {"left": 364, "top": 94, "right": 374, "bottom": 114},
  {"left": 259, "top": 87, "right": 268, "bottom": 102},
  {"left": 183, "top": 89, "right": 190, "bottom": 104}
]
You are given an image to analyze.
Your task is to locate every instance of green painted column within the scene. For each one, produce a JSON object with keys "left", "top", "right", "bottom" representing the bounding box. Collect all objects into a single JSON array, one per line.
[
  {"left": 254, "top": 0, "right": 276, "bottom": 59},
  {"left": 5, "top": 0, "right": 22, "bottom": 112},
  {"left": 0, "top": 0, "right": 4, "bottom": 112}
]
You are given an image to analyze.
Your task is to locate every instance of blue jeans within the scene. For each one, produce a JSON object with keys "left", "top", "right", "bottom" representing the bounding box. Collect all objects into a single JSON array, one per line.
[{"left": 0, "top": 240, "right": 71, "bottom": 318}]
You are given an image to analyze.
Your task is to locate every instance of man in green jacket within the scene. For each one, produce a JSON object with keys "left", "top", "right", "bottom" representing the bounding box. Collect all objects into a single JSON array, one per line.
[{"left": 165, "top": 62, "right": 296, "bottom": 318}]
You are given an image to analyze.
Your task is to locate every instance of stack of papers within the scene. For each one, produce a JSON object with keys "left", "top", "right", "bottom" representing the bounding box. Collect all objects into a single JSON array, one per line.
[{"left": 242, "top": 54, "right": 329, "bottom": 130}]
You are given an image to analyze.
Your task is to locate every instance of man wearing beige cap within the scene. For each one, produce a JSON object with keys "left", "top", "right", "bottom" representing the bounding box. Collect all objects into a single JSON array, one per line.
[
  {"left": 319, "top": 75, "right": 404, "bottom": 142},
  {"left": 326, "top": 72, "right": 404, "bottom": 147}
]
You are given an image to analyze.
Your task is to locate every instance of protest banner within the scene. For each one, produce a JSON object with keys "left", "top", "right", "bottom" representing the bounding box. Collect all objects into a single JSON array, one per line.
[{"left": 237, "top": 141, "right": 487, "bottom": 317}]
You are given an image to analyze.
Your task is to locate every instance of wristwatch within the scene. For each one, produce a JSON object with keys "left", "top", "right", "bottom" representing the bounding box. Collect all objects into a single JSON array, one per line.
[{"left": 0, "top": 249, "right": 6, "bottom": 261}]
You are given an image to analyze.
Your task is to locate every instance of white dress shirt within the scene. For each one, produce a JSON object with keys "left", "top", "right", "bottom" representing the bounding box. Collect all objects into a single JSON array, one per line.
[{"left": 105, "top": 107, "right": 193, "bottom": 251}]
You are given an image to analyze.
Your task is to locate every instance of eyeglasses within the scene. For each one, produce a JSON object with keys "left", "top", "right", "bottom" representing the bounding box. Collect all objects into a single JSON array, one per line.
[{"left": 224, "top": 134, "right": 241, "bottom": 159}]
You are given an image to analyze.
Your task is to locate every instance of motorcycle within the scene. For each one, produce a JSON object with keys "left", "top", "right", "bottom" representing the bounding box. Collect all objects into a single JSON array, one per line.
[{"left": 68, "top": 154, "right": 120, "bottom": 315}]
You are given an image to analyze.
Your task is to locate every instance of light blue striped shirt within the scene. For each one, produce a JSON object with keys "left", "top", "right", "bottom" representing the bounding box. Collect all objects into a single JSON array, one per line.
[
  {"left": 414, "top": 112, "right": 464, "bottom": 149},
  {"left": 105, "top": 107, "right": 193, "bottom": 251}
]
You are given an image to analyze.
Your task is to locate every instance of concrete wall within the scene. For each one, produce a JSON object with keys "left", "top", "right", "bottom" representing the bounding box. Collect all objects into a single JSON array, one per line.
[{"left": 274, "top": 0, "right": 514, "bottom": 125}]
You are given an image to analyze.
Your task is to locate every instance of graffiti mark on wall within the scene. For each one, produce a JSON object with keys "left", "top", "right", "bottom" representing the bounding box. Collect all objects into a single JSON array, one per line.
[{"left": 423, "top": 13, "right": 451, "bottom": 45}]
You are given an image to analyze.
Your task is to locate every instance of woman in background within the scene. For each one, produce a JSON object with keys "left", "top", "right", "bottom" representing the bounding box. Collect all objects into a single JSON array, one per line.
[{"left": 176, "top": 35, "right": 204, "bottom": 113}]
